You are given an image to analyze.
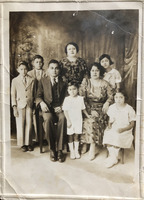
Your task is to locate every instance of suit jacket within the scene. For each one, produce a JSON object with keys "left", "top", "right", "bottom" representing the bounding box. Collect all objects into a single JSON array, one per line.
[
  {"left": 36, "top": 76, "right": 67, "bottom": 111},
  {"left": 27, "top": 69, "right": 46, "bottom": 80},
  {"left": 11, "top": 74, "right": 36, "bottom": 109}
]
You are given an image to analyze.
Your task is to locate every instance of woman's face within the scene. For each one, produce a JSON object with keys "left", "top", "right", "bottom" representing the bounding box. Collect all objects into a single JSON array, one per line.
[
  {"left": 66, "top": 44, "right": 77, "bottom": 57},
  {"left": 90, "top": 66, "right": 100, "bottom": 79},
  {"left": 100, "top": 57, "right": 110, "bottom": 69}
]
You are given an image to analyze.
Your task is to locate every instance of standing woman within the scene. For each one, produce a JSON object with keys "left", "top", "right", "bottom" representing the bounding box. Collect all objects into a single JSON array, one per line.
[
  {"left": 59, "top": 42, "right": 88, "bottom": 84},
  {"left": 79, "top": 62, "right": 113, "bottom": 160}
]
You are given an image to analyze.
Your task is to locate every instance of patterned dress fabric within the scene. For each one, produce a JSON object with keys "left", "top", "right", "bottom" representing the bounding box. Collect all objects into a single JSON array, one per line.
[
  {"left": 79, "top": 78, "right": 113, "bottom": 145},
  {"left": 59, "top": 57, "right": 88, "bottom": 83}
]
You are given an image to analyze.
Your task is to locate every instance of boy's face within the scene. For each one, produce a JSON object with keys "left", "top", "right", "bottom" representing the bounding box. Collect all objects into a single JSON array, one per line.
[
  {"left": 17, "top": 64, "right": 28, "bottom": 77},
  {"left": 100, "top": 57, "right": 110, "bottom": 69},
  {"left": 114, "top": 92, "right": 125, "bottom": 105},
  {"left": 68, "top": 85, "right": 78, "bottom": 97},
  {"left": 33, "top": 58, "right": 43, "bottom": 70},
  {"left": 48, "top": 63, "right": 60, "bottom": 77}
]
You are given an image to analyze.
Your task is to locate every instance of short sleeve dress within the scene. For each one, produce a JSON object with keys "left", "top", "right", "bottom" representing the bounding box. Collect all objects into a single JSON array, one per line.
[
  {"left": 103, "top": 103, "right": 136, "bottom": 148},
  {"left": 103, "top": 68, "right": 122, "bottom": 89},
  {"left": 62, "top": 95, "right": 86, "bottom": 135},
  {"left": 59, "top": 57, "right": 88, "bottom": 83}
]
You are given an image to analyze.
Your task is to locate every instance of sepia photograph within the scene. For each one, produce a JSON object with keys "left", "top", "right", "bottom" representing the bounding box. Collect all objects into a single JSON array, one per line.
[{"left": 1, "top": 1, "right": 143, "bottom": 199}]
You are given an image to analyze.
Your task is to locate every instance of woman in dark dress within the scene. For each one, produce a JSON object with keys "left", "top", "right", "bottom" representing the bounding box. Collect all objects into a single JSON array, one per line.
[{"left": 59, "top": 42, "right": 88, "bottom": 84}]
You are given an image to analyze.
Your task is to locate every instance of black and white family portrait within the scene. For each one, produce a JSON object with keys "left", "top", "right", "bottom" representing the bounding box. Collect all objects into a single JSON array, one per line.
[{"left": 1, "top": 1, "right": 143, "bottom": 200}]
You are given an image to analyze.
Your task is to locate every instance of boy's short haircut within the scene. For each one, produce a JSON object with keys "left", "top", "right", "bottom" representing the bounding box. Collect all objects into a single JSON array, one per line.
[
  {"left": 68, "top": 80, "right": 79, "bottom": 89},
  {"left": 17, "top": 61, "right": 29, "bottom": 70},
  {"left": 32, "top": 55, "right": 44, "bottom": 63},
  {"left": 48, "top": 59, "right": 60, "bottom": 69}
]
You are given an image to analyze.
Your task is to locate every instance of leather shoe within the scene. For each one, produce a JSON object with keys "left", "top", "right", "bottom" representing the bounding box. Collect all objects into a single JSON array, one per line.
[
  {"left": 57, "top": 150, "right": 65, "bottom": 163},
  {"left": 28, "top": 145, "right": 34, "bottom": 151},
  {"left": 21, "top": 145, "right": 28, "bottom": 152},
  {"left": 50, "top": 150, "right": 57, "bottom": 162},
  {"left": 43, "top": 139, "right": 48, "bottom": 146}
]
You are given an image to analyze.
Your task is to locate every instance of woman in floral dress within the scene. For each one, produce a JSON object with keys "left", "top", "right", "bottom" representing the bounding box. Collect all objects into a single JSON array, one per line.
[
  {"left": 59, "top": 42, "right": 88, "bottom": 84},
  {"left": 79, "top": 62, "right": 113, "bottom": 160}
]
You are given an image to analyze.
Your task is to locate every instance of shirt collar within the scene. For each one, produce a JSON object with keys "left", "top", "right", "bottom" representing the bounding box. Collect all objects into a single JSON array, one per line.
[
  {"left": 50, "top": 76, "right": 58, "bottom": 85},
  {"left": 20, "top": 75, "right": 28, "bottom": 80}
]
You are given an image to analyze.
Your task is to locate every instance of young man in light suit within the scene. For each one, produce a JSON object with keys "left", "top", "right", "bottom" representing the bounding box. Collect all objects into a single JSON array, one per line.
[
  {"left": 36, "top": 59, "right": 67, "bottom": 162},
  {"left": 11, "top": 61, "right": 36, "bottom": 152}
]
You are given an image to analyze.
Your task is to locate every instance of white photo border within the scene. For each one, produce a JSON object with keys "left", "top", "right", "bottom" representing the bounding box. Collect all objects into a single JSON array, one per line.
[{"left": 1, "top": 1, "right": 143, "bottom": 199}]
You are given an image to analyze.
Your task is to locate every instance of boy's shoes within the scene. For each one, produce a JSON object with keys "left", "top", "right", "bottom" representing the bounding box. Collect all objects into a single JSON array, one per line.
[
  {"left": 50, "top": 150, "right": 57, "bottom": 162},
  {"left": 28, "top": 145, "right": 34, "bottom": 151},
  {"left": 57, "top": 150, "right": 65, "bottom": 163},
  {"left": 21, "top": 145, "right": 28, "bottom": 152}
]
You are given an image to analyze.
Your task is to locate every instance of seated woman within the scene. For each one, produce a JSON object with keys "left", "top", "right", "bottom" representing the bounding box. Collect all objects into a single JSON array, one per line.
[
  {"left": 79, "top": 62, "right": 113, "bottom": 160},
  {"left": 103, "top": 89, "right": 136, "bottom": 168},
  {"left": 59, "top": 42, "right": 88, "bottom": 84}
]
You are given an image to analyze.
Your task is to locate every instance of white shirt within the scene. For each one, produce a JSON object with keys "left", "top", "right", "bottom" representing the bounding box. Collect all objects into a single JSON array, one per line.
[{"left": 50, "top": 76, "right": 58, "bottom": 86}]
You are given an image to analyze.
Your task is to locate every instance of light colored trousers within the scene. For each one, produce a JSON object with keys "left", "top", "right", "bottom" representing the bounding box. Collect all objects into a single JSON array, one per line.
[{"left": 16, "top": 106, "right": 33, "bottom": 146}]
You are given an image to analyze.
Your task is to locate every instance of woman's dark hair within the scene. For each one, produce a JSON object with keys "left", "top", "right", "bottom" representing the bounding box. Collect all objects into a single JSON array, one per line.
[
  {"left": 99, "top": 54, "right": 114, "bottom": 65},
  {"left": 32, "top": 55, "right": 44, "bottom": 64},
  {"left": 89, "top": 62, "right": 105, "bottom": 77},
  {"left": 65, "top": 42, "right": 79, "bottom": 54},
  {"left": 68, "top": 80, "right": 79, "bottom": 89},
  {"left": 17, "top": 61, "right": 29, "bottom": 70},
  {"left": 114, "top": 88, "right": 128, "bottom": 101}
]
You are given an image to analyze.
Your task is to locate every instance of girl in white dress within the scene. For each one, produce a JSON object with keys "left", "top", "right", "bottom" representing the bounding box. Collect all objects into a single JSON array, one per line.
[
  {"left": 103, "top": 90, "right": 136, "bottom": 168},
  {"left": 63, "top": 81, "right": 90, "bottom": 159},
  {"left": 99, "top": 54, "right": 122, "bottom": 91}
]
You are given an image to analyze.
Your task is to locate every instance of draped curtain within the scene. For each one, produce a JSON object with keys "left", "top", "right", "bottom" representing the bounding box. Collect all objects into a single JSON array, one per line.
[
  {"left": 123, "top": 35, "right": 138, "bottom": 108},
  {"left": 10, "top": 12, "right": 138, "bottom": 108}
]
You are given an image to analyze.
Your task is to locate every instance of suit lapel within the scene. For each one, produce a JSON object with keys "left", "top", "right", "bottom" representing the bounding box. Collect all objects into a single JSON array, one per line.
[
  {"left": 45, "top": 76, "right": 53, "bottom": 102},
  {"left": 33, "top": 69, "right": 37, "bottom": 78},
  {"left": 58, "top": 78, "right": 65, "bottom": 97},
  {"left": 17, "top": 75, "right": 26, "bottom": 87},
  {"left": 25, "top": 75, "right": 34, "bottom": 89}
]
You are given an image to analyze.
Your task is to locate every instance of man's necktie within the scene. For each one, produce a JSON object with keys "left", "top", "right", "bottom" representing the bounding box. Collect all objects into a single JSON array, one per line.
[
  {"left": 53, "top": 77, "right": 57, "bottom": 86},
  {"left": 23, "top": 77, "right": 27, "bottom": 87}
]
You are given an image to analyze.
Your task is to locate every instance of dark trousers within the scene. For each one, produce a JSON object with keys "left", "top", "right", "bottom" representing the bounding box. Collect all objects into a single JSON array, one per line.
[{"left": 42, "top": 111, "right": 66, "bottom": 151}]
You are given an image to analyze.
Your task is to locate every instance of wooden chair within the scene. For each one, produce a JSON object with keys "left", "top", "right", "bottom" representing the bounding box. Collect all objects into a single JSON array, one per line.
[{"left": 120, "top": 122, "right": 136, "bottom": 164}]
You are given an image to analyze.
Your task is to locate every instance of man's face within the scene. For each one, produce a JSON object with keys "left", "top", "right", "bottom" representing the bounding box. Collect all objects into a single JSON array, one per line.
[{"left": 48, "top": 63, "right": 60, "bottom": 77}]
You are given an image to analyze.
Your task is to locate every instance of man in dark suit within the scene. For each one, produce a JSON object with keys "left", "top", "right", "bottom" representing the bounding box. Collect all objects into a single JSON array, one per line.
[{"left": 36, "top": 59, "right": 67, "bottom": 162}]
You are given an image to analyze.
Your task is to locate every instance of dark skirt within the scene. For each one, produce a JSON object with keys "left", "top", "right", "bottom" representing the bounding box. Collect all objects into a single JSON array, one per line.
[{"left": 81, "top": 102, "right": 108, "bottom": 145}]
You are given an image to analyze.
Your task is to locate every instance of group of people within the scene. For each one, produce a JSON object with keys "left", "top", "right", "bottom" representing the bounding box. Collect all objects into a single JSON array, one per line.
[{"left": 11, "top": 42, "right": 136, "bottom": 168}]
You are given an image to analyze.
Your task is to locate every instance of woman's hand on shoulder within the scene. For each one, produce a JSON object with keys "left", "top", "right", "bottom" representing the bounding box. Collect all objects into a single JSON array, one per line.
[{"left": 102, "top": 102, "right": 109, "bottom": 113}]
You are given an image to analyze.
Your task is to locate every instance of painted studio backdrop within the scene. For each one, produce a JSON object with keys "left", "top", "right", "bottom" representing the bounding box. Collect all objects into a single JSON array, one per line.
[{"left": 10, "top": 10, "right": 138, "bottom": 135}]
